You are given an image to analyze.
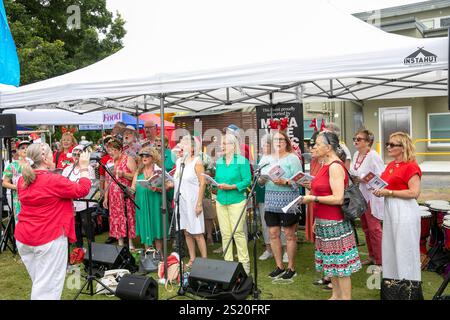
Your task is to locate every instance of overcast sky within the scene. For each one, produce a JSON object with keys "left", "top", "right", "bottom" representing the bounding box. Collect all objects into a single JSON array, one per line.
[{"left": 106, "top": 0, "right": 427, "bottom": 45}]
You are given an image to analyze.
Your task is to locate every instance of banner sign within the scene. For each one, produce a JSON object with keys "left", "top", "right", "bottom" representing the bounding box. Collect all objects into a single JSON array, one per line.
[
  {"left": 79, "top": 124, "right": 103, "bottom": 131},
  {"left": 256, "top": 103, "right": 304, "bottom": 149},
  {"left": 103, "top": 112, "right": 122, "bottom": 126}
]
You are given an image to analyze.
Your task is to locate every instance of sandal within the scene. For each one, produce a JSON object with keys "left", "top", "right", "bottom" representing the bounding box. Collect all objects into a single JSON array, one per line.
[
  {"left": 313, "top": 277, "right": 331, "bottom": 286},
  {"left": 361, "top": 258, "right": 375, "bottom": 266}
]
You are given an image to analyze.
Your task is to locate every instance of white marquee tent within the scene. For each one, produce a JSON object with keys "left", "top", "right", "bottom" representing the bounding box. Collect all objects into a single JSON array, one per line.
[{"left": 0, "top": 0, "right": 447, "bottom": 115}]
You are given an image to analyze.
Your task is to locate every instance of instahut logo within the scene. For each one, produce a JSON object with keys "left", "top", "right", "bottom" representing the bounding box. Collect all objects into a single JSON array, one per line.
[{"left": 404, "top": 47, "right": 437, "bottom": 66}]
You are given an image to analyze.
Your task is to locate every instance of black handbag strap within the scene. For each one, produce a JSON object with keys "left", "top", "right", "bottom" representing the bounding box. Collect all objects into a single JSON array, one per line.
[{"left": 329, "top": 160, "right": 355, "bottom": 187}]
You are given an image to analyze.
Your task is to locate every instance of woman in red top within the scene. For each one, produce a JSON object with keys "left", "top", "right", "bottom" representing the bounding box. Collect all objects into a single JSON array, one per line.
[
  {"left": 53, "top": 131, "right": 77, "bottom": 169},
  {"left": 15, "top": 143, "right": 91, "bottom": 300},
  {"left": 373, "top": 132, "right": 422, "bottom": 287},
  {"left": 301, "top": 132, "right": 361, "bottom": 300}
]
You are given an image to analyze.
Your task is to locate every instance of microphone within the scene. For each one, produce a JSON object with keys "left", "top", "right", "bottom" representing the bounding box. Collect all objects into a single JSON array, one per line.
[
  {"left": 255, "top": 162, "right": 270, "bottom": 171},
  {"left": 79, "top": 141, "right": 93, "bottom": 150}
]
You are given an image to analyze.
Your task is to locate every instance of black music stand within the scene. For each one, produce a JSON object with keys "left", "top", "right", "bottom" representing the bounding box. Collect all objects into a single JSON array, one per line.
[{"left": 167, "top": 156, "right": 197, "bottom": 300}]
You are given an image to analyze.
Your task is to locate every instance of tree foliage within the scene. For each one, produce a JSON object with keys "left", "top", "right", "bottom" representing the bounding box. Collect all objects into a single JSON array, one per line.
[{"left": 5, "top": 0, "right": 126, "bottom": 85}]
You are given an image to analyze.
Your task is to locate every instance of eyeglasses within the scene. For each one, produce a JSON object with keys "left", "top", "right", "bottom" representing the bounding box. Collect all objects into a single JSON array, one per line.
[
  {"left": 144, "top": 126, "right": 156, "bottom": 129},
  {"left": 385, "top": 142, "right": 402, "bottom": 148},
  {"left": 352, "top": 137, "right": 366, "bottom": 142},
  {"left": 139, "top": 153, "right": 152, "bottom": 158},
  {"left": 72, "top": 153, "right": 81, "bottom": 157}
]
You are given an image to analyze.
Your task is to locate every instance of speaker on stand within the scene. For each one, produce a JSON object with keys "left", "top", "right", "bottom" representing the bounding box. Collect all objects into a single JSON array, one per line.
[{"left": 0, "top": 114, "right": 17, "bottom": 254}]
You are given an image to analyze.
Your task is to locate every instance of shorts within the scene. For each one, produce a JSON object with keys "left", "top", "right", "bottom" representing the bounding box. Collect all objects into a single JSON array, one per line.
[{"left": 265, "top": 211, "right": 299, "bottom": 227}]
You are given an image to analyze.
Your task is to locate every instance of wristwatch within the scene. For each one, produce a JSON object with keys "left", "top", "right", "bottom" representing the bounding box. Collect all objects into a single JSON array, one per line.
[
  {"left": 388, "top": 190, "right": 394, "bottom": 197},
  {"left": 285, "top": 180, "right": 289, "bottom": 186},
  {"left": 314, "top": 196, "right": 319, "bottom": 203}
]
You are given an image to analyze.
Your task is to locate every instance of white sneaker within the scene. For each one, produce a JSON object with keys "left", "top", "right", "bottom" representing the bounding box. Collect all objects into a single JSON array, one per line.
[
  {"left": 258, "top": 250, "right": 273, "bottom": 261},
  {"left": 282, "top": 252, "right": 289, "bottom": 263}
]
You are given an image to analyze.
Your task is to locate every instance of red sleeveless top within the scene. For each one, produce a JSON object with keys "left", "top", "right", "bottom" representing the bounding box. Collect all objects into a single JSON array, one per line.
[{"left": 311, "top": 160, "right": 348, "bottom": 221}]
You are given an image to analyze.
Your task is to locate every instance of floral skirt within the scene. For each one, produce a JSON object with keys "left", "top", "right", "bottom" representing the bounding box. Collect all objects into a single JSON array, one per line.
[{"left": 315, "top": 218, "right": 361, "bottom": 278}]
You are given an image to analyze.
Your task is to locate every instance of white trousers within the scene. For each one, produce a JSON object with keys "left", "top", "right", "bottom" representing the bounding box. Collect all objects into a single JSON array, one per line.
[
  {"left": 382, "top": 198, "right": 421, "bottom": 281},
  {"left": 17, "top": 236, "right": 68, "bottom": 300}
]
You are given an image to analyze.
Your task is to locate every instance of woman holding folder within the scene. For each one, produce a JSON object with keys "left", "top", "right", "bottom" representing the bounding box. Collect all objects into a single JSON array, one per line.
[
  {"left": 214, "top": 133, "right": 252, "bottom": 275},
  {"left": 259, "top": 130, "right": 302, "bottom": 281},
  {"left": 131, "top": 146, "right": 167, "bottom": 253}
]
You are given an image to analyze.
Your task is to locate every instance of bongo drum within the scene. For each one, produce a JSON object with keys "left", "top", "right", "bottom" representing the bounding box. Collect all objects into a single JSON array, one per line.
[
  {"left": 419, "top": 208, "right": 432, "bottom": 255},
  {"left": 424, "top": 200, "right": 449, "bottom": 207},
  {"left": 429, "top": 204, "right": 450, "bottom": 247},
  {"left": 443, "top": 220, "right": 450, "bottom": 251}
]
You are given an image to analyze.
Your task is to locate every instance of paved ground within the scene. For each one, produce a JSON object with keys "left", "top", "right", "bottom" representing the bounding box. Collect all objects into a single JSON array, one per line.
[{"left": 419, "top": 174, "right": 450, "bottom": 202}]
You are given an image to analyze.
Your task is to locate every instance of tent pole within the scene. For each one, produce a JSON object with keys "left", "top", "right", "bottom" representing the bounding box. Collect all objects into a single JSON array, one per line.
[
  {"left": 136, "top": 104, "right": 139, "bottom": 129},
  {"left": 160, "top": 94, "right": 168, "bottom": 280}
]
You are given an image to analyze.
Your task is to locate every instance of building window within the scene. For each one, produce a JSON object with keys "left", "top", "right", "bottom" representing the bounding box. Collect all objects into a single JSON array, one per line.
[
  {"left": 422, "top": 18, "right": 435, "bottom": 29},
  {"left": 428, "top": 113, "right": 450, "bottom": 147}
]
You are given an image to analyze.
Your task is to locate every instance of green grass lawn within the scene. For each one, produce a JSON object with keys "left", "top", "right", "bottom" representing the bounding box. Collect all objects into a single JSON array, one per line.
[{"left": 0, "top": 228, "right": 448, "bottom": 300}]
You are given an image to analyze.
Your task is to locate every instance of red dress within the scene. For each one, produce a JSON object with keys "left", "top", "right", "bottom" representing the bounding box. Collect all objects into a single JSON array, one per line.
[{"left": 106, "top": 155, "right": 136, "bottom": 239}]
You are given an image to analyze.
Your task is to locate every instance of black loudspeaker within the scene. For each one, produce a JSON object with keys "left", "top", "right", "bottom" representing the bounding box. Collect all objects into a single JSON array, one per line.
[
  {"left": 115, "top": 274, "right": 158, "bottom": 300},
  {"left": 0, "top": 114, "right": 17, "bottom": 138},
  {"left": 188, "top": 258, "right": 247, "bottom": 292},
  {"left": 83, "top": 242, "right": 136, "bottom": 271}
]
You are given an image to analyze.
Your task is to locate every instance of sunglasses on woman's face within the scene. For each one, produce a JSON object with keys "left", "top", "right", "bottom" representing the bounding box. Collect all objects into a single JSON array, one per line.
[
  {"left": 385, "top": 142, "right": 402, "bottom": 149},
  {"left": 352, "top": 137, "right": 366, "bottom": 142},
  {"left": 139, "top": 153, "right": 152, "bottom": 158}
]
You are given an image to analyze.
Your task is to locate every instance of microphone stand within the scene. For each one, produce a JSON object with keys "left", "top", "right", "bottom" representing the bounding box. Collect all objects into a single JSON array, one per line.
[
  {"left": 222, "top": 166, "right": 264, "bottom": 300},
  {"left": 95, "top": 158, "right": 140, "bottom": 252},
  {"left": 167, "top": 155, "right": 197, "bottom": 300}
]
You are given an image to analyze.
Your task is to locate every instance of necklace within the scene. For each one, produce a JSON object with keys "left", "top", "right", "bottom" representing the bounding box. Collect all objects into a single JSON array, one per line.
[
  {"left": 353, "top": 151, "right": 368, "bottom": 171},
  {"left": 143, "top": 166, "right": 154, "bottom": 179}
]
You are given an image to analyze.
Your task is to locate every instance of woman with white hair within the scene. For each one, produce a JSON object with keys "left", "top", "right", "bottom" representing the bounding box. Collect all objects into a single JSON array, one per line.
[
  {"left": 15, "top": 143, "right": 91, "bottom": 299},
  {"left": 214, "top": 133, "right": 252, "bottom": 275}
]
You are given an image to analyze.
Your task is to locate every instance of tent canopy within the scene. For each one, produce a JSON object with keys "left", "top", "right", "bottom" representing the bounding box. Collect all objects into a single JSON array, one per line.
[{"left": 0, "top": 0, "right": 447, "bottom": 114}]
